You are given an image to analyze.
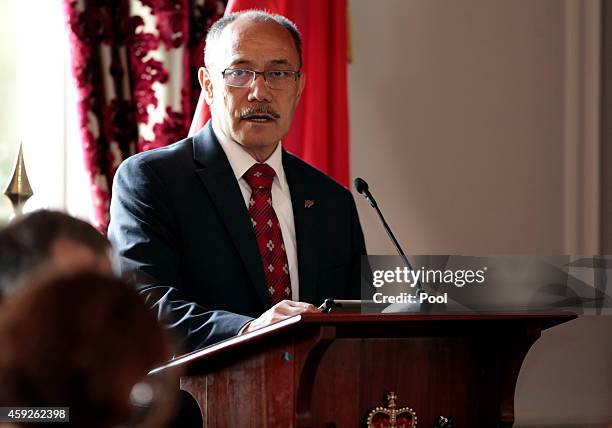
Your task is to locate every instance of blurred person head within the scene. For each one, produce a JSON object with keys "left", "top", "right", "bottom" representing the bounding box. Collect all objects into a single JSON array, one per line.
[
  {"left": 0, "top": 272, "right": 176, "bottom": 428},
  {"left": 0, "top": 210, "right": 111, "bottom": 299}
]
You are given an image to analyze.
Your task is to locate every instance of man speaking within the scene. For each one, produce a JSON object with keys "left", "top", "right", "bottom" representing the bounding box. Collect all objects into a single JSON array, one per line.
[{"left": 108, "top": 10, "right": 366, "bottom": 352}]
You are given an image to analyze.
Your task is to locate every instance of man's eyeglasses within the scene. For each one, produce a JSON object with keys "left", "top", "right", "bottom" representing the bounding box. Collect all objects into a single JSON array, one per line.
[{"left": 221, "top": 68, "right": 300, "bottom": 90}]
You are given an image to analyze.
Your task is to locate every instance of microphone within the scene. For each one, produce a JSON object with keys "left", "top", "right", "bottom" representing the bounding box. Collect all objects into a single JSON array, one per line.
[
  {"left": 354, "top": 177, "right": 417, "bottom": 277},
  {"left": 354, "top": 177, "right": 377, "bottom": 208},
  {"left": 355, "top": 177, "right": 431, "bottom": 314},
  {"left": 355, "top": 178, "right": 461, "bottom": 314}
]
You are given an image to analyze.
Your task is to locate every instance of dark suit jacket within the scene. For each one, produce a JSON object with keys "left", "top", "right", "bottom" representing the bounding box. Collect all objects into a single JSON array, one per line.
[{"left": 108, "top": 121, "right": 367, "bottom": 351}]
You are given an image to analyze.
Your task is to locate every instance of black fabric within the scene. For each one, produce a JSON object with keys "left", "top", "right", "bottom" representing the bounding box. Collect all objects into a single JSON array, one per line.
[{"left": 108, "top": 121, "right": 366, "bottom": 352}]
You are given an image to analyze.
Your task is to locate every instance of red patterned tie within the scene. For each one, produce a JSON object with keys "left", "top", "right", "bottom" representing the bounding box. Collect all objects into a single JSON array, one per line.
[{"left": 243, "top": 163, "right": 292, "bottom": 305}]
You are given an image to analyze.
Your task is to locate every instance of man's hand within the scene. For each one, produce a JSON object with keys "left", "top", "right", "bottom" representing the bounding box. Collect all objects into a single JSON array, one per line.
[{"left": 240, "top": 300, "right": 320, "bottom": 334}]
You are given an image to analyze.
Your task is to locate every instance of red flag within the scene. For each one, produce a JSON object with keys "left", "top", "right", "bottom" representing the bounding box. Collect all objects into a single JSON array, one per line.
[{"left": 188, "top": 0, "right": 349, "bottom": 186}]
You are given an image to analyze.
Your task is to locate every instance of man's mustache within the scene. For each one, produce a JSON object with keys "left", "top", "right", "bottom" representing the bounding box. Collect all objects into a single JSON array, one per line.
[{"left": 239, "top": 104, "right": 280, "bottom": 120}]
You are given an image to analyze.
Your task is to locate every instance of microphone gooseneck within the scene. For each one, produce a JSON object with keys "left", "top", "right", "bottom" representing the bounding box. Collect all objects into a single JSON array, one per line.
[{"left": 354, "top": 177, "right": 421, "bottom": 290}]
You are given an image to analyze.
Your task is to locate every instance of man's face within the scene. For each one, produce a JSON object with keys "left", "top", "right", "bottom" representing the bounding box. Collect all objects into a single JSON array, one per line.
[{"left": 200, "top": 18, "right": 305, "bottom": 157}]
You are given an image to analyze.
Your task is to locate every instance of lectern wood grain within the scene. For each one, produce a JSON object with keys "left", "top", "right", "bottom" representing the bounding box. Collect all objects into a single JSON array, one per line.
[{"left": 157, "top": 312, "right": 575, "bottom": 427}]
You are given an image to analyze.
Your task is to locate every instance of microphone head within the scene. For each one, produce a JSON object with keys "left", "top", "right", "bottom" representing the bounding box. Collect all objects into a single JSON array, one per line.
[{"left": 354, "top": 177, "right": 369, "bottom": 195}]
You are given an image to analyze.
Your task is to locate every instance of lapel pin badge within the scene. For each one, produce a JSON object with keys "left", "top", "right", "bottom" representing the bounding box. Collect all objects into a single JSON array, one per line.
[{"left": 304, "top": 199, "right": 315, "bottom": 208}]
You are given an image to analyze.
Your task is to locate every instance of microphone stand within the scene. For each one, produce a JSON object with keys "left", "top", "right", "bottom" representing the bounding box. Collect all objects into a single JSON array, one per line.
[{"left": 354, "top": 177, "right": 422, "bottom": 292}]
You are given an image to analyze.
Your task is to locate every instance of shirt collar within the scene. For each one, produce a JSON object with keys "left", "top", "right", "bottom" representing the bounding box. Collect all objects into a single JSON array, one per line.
[{"left": 212, "top": 121, "right": 286, "bottom": 190}]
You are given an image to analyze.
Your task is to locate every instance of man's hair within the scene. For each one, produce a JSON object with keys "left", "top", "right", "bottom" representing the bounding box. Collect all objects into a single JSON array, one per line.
[
  {"left": 204, "top": 9, "right": 303, "bottom": 69},
  {"left": 0, "top": 210, "right": 109, "bottom": 297},
  {"left": 0, "top": 272, "right": 173, "bottom": 427}
]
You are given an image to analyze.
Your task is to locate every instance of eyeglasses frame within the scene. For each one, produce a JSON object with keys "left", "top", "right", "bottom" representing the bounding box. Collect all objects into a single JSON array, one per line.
[{"left": 220, "top": 68, "right": 301, "bottom": 89}]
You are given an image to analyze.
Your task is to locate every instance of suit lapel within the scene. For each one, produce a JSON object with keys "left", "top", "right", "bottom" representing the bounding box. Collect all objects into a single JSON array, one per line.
[
  {"left": 283, "top": 152, "right": 319, "bottom": 304},
  {"left": 192, "top": 123, "right": 270, "bottom": 309}
]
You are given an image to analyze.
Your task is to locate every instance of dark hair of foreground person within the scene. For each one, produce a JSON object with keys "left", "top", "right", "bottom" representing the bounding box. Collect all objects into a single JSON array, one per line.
[{"left": 0, "top": 272, "right": 175, "bottom": 428}]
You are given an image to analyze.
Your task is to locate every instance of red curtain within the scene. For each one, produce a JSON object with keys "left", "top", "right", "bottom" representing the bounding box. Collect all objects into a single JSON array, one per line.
[
  {"left": 189, "top": 0, "right": 350, "bottom": 186},
  {"left": 64, "top": 0, "right": 227, "bottom": 231}
]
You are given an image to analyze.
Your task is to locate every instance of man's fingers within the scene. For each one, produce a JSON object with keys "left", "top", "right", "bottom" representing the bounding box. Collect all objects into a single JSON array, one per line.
[
  {"left": 272, "top": 304, "right": 303, "bottom": 318},
  {"left": 288, "top": 301, "right": 320, "bottom": 313},
  {"left": 303, "top": 303, "right": 321, "bottom": 313},
  {"left": 271, "top": 304, "right": 293, "bottom": 317},
  {"left": 279, "top": 300, "right": 321, "bottom": 312},
  {"left": 245, "top": 301, "right": 324, "bottom": 333},
  {"left": 272, "top": 302, "right": 320, "bottom": 318}
]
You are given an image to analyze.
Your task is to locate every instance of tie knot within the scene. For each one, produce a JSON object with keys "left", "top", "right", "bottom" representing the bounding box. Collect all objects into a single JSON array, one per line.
[{"left": 244, "top": 163, "right": 276, "bottom": 190}]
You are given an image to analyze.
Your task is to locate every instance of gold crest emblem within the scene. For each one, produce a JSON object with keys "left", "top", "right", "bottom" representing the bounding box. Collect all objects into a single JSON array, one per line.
[{"left": 367, "top": 392, "right": 417, "bottom": 428}]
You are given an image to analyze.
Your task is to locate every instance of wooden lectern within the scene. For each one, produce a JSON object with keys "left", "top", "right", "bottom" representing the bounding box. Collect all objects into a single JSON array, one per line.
[{"left": 153, "top": 312, "right": 575, "bottom": 427}]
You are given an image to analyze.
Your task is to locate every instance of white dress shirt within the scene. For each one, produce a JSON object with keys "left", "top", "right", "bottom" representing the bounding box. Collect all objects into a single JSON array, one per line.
[{"left": 212, "top": 122, "right": 300, "bottom": 300}]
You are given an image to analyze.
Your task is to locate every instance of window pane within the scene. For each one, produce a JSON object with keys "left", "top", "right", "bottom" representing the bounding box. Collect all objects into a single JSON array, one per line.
[{"left": 0, "top": 0, "right": 17, "bottom": 225}]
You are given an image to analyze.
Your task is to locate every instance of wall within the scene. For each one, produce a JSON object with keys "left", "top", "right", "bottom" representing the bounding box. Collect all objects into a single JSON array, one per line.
[{"left": 348, "top": 0, "right": 612, "bottom": 425}]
